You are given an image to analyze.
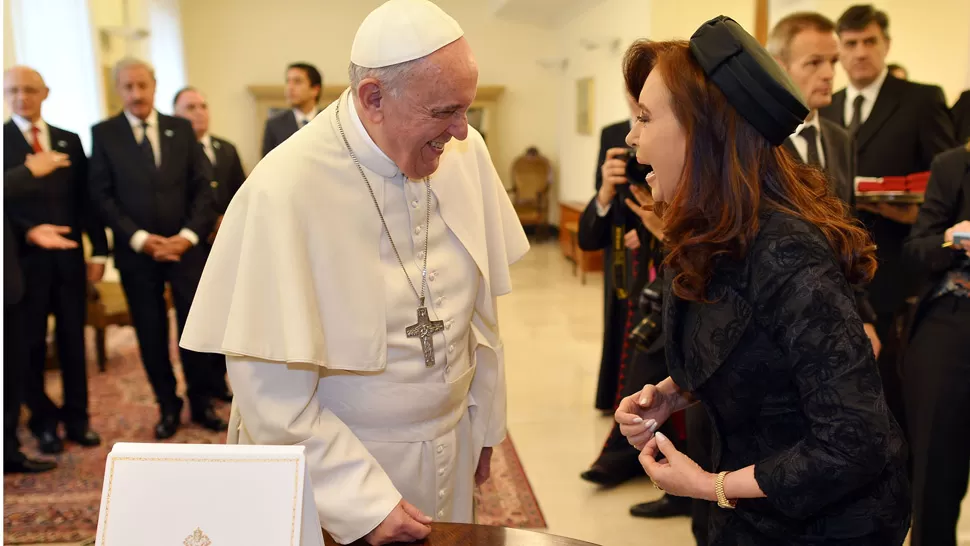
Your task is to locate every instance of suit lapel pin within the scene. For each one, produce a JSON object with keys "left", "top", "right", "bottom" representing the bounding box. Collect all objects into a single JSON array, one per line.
[
  {"left": 57, "top": 140, "right": 68, "bottom": 148},
  {"left": 213, "top": 140, "right": 221, "bottom": 149},
  {"left": 165, "top": 129, "right": 174, "bottom": 137}
]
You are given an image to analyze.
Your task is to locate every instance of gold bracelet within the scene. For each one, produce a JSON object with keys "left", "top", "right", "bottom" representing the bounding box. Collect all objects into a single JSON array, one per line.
[{"left": 715, "top": 471, "right": 737, "bottom": 510}]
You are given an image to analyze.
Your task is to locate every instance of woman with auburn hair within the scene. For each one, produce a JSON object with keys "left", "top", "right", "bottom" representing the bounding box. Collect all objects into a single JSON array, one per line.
[{"left": 615, "top": 17, "right": 910, "bottom": 545}]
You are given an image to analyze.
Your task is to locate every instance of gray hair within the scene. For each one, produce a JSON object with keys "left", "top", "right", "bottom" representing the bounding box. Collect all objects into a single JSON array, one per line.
[
  {"left": 348, "top": 57, "right": 427, "bottom": 98},
  {"left": 112, "top": 57, "right": 156, "bottom": 84}
]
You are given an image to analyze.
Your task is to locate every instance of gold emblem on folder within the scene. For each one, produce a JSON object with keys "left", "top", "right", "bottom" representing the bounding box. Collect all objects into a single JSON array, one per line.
[{"left": 183, "top": 528, "right": 212, "bottom": 546}]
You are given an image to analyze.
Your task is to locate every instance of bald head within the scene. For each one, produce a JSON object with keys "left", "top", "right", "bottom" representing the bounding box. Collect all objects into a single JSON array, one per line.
[{"left": 4, "top": 66, "right": 49, "bottom": 122}]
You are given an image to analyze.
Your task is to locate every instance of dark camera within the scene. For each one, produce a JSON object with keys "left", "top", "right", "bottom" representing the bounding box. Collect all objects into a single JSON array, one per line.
[
  {"left": 628, "top": 279, "right": 663, "bottom": 351},
  {"left": 619, "top": 149, "right": 652, "bottom": 186}
]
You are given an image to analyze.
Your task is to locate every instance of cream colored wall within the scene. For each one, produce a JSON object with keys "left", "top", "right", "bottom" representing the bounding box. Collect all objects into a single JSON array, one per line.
[
  {"left": 4, "top": 0, "right": 17, "bottom": 119},
  {"left": 556, "top": 0, "right": 755, "bottom": 206},
  {"left": 178, "top": 0, "right": 561, "bottom": 184}
]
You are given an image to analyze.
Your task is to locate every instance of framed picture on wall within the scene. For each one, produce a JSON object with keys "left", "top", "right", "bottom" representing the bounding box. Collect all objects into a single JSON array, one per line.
[{"left": 576, "top": 77, "right": 594, "bottom": 135}]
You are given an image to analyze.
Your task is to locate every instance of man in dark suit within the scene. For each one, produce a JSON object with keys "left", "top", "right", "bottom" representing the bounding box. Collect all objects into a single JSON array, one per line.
[
  {"left": 902, "top": 143, "right": 970, "bottom": 546},
  {"left": 768, "top": 12, "right": 881, "bottom": 352},
  {"left": 3, "top": 66, "right": 105, "bottom": 455},
  {"left": 89, "top": 58, "right": 226, "bottom": 439},
  {"left": 952, "top": 89, "right": 970, "bottom": 143},
  {"left": 820, "top": 4, "right": 956, "bottom": 431},
  {"left": 173, "top": 85, "right": 247, "bottom": 402},
  {"left": 261, "top": 62, "right": 322, "bottom": 158},
  {"left": 3, "top": 80, "right": 80, "bottom": 471}
]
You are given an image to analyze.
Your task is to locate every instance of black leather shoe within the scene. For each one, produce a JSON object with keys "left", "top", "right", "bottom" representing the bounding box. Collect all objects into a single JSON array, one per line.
[
  {"left": 191, "top": 407, "right": 228, "bottom": 432},
  {"left": 155, "top": 411, "right": 181, "bottom": 440},
  {"left": 66, "top": 427, "right": 102, "bottom": 447},
  {"left": 35, "top": 430, "right": 64, "bottom": 455},
  {"left": 580, "top": 463, "right": 643, "bottom": 487},
  {"left": 630, "top": 495, "right": 693, "bottom": 519},
  {"left": 4, "top": 456, "right": 57, "bottom": 474}
]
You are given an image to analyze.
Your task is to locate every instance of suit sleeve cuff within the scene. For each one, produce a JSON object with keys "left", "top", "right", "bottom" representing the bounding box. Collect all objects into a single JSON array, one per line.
[
  {"left": 595, "top": 199, "right": 612, "bottom": 217},
  {"left": 179, "top": 228, "right": 200, "bottom": 246},
  {"left": 89, "top": 256, "right": 109, "bottom": 265},
  {"left": 130, "top": 230, "right": 150, "bottom": 252}
]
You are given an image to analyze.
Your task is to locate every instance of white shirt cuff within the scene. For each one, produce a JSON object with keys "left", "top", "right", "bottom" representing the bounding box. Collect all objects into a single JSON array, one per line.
[
  {"left": 595, "top": 199, "right": 612, "bottom": 217},
  {"left": 130, "top": 230, "right": 150, "bottom": 252},
  {"left": 179, "top": 228, "right": 199, "bottom": 246},
  {"left": 89, "top": 256, "right": 108, "bottom": 264}
]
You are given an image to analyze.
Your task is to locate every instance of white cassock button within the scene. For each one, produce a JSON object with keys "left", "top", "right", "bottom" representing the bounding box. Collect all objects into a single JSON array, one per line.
[
  {"left": 437, "top": 445, "right": 444, "bottom": 454},
  {"left": 429, "top": 272, "right": 437, "bottom": 282},
  {"left": 445, "top": 322, "right": 452, "bottom": 331},
  {"left": 436, "top": 297, "right": 444, "bottom": 306},
  {"left": 438, "top": 510, "right": 444, "bottom": 518},
  {"left": 438, "top": 468, "right": 445, "bottom": 476},
  {"left": 411, "top": 199, "right": 419, "bottom": 208},
  {"left": 417, "top": 251, "right": 425, "bottom": 260},
  {"left": 414, "top": 225, "right": 422, "bottom": 235},
  {"left": 439, "top": 489, "right": 446, "bottom": 499},
  {"left": 448, "top": 344, "right": 455, "bottom": 354}
]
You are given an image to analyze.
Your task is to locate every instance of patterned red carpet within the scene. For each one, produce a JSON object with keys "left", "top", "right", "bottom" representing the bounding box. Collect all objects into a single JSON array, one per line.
[{"left": 3, "top": 327, "right": 545, "bottom": 544}]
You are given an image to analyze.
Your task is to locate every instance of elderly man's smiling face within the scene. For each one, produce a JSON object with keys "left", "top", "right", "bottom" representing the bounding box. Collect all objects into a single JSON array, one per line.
[{"left": 376, "top": 38, "right": 479, "bottom": 180}]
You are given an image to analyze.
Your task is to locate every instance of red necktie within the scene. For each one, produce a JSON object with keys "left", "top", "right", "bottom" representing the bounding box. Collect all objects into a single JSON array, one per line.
[{"left": 30, "top": 124, "right": 43, "bottom": 153}]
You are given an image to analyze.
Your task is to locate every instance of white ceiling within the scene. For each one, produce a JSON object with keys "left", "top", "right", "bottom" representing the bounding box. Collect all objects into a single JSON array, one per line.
[{"left": 491, "top": 0, "right": 605, "bottom": 29}]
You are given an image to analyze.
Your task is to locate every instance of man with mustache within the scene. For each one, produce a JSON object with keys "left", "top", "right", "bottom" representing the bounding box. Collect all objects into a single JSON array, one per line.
[
  {"left": 820, "top": 4, "right": 956, "bottom": 434},
  {"left": 89, "top": 58, "right": 226, "bottom": 440}
]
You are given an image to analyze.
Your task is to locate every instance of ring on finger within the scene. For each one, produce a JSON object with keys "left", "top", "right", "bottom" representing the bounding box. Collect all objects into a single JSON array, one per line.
[{"left": 651, "top": 479, "right": 664, "bottom": 491}]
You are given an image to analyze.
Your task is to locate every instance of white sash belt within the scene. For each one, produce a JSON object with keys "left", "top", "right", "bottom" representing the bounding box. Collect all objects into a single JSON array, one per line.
[{"left": 316, "top": 364, "right": 476, "bottom": 443}]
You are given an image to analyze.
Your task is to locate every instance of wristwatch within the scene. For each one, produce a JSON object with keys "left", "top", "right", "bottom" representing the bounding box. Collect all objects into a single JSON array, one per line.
[{"left": 715, "top": 471, "right": 737, "bottom": 509}]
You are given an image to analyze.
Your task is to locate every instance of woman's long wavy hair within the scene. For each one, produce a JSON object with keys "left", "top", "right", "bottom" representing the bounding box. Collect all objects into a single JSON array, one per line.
[{"left": 624, "top": 40, "right": 876, "bottom": 302}]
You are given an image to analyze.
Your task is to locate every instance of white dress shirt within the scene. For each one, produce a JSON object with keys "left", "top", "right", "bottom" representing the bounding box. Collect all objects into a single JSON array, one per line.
[
  {"left": 789, "top": 113, "right": 827, "bottom": 169},
  {"left": 845, "top": 67, "right": 889, "bottom": 126},
  {"left": 200, "top": 133, "right": 217, "bottom": 166},
  {"left": 11, "top": 114, "right": 50, "bottom": 152},
  {"left": 11, "top": 114, "right": 108, "bottom": 263},
  {"left": 124, "top": 109, "right": 199, "bottom": 252},
  {"left": 293, "top": 107, "right": 319, "bottom": 128}
]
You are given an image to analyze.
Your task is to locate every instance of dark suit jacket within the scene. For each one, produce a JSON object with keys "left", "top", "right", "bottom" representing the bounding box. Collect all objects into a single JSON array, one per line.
[
  {"left": 782, "top": 118, "right": 855, "bottom": 206},
  {"left": 903, "top": 146, "right": 970, "bottom": 332},
  {"left": 820, "top": 75, "right": 957, "bottom": 313},
  {"left": 3, "top": 121, "right": 109, "bottom": 262},
  {"left": 952, "top": 90, "right": 970, "bottom": 144},
  {"left": 261, "top": 110, "right": 299, "bottom": 158},
  {"left": 782, "top": 118, "right": 876, "bottom": 323},
  {"left": 206, "top": 135, "right": 246, "bottom": 214},
  {"left": 665, "top": 210, "right": 910, "bottom": 545},
  {"left": 88, "top": 112, "right": 216, "bottom": 266},
  {"left": 4, "top": 167, "right": 40, "bottom": 304}
]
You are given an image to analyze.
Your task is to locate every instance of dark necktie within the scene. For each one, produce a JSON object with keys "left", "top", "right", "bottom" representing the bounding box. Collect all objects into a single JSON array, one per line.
[
  {"left": 140, "top": 121, "right": 156, "bottom": 169},
  {"left": 798, "top": 125, "right": 822, "bottom": 168},
  {"left": 847, "top": 95, "right": 865, "bottom": 136}
]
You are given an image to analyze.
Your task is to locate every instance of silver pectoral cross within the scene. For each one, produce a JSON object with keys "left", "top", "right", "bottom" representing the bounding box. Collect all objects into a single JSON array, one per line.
[{"left": 406, "top": 300, "right": 445, "bottom": 367}]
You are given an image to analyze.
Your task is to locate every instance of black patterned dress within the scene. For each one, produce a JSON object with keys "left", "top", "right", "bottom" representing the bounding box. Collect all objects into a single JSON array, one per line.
[{"left": 665, "top": 210, "right": 910, "bottom": 545}]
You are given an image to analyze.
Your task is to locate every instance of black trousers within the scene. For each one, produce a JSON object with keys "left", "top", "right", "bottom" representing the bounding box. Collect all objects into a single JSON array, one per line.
[
  {"left": 4, "top": 302, "right": 27, "bottom": 463},
  {"left": 594, "top": 345, "right": 677, "bottom": 474},
  {"left": 903, "top": 295, "right": 970, "bottom": 546},
  {"left": 116, "top": 248, "right": 217, "bottom": 414},
  {"left": 20, "top": 249, "right": 90, "bottom": 433},
  {"left": 873, "top": 310, "right": 908, "bottom": 441}
]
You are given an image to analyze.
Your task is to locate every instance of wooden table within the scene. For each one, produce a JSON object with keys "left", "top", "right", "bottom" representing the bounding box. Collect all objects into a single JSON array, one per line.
[
  {"left": 558, "top": 201, "right": 603, "bottom": 282},
  {"left": 323, "top": 523, "right": 600, "bottom": 546}
]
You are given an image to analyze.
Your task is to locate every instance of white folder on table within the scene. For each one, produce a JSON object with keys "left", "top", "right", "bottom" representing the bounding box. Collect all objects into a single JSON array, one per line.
[{"left": 94, "top": 442, "right": 323, "bottom": 546}]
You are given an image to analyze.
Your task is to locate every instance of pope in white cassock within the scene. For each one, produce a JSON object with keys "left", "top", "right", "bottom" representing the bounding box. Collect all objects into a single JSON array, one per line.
[{"left": 179, "top": 0, "right": 529, "bottom": 544}]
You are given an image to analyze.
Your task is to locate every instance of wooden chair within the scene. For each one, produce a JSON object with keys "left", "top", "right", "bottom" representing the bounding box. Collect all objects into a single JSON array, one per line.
[
  {"left": 508, "top": 148, "right": 552, "bottom": 240},
  {"left": 86, "top": 281, "right": 132, "bottom": 372}
]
